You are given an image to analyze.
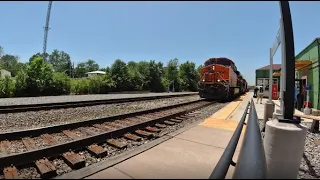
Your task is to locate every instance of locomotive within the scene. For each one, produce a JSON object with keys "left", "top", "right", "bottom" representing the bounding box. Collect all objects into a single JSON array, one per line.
[{"left": 198, "top": 57, "right": 248, "bottom": 101}]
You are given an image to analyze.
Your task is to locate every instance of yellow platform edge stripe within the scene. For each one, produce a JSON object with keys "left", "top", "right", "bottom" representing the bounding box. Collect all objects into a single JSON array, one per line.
[{"left": 199, "top": 93, "right": 249, "bottom": 131}]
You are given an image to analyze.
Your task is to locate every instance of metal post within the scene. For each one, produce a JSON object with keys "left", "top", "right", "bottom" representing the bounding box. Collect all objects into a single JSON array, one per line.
[
  {"left": 269, "top": 48, "right": 273, "bottom": 102},
  {"left": 279, "top": 1, "right": 295, "bottom": 120},
  {"left": 279, "top": 17, "right": 285, "bottom": 114}
]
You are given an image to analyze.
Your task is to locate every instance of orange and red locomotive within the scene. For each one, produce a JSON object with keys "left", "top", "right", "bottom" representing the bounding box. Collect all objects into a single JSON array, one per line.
[{"left": 198, "top": 57, "right": 247, "bottom": 101}]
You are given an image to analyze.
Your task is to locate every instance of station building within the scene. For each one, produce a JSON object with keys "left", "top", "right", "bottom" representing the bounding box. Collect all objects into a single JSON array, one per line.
[{"left": 255, "top": 37, "right": 320, "bottom": 109}]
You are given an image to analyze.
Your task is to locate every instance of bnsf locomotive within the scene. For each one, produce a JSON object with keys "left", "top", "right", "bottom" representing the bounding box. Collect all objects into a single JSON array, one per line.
[{"left": 198, "top": 57, "right": 248, "bottom": 101}]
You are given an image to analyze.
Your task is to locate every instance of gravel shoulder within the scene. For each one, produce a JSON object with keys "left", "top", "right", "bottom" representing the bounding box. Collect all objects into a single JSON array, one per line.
[
  {"left": 259, "top": 120, "right": 320, "bottom": 179},
  {"left": 0, "top": 95, "right": 201, "bottom": 133},
  {"left": 0, "top": 92, "right": 197, "bottom": 106}
]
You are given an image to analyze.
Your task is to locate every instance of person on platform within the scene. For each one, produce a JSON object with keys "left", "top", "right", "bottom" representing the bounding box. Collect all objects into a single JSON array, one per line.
[
  {"left": 257, "top": 86, "right": 264, "bottom": 104},
  {"left": 253, "top": 86, "right": 259, "bottom": 98}
]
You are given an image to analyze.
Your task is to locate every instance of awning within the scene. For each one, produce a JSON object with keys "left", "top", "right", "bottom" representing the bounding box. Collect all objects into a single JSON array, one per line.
[{"left": 272, "top": 60, "right": 312, "bottom": 77}]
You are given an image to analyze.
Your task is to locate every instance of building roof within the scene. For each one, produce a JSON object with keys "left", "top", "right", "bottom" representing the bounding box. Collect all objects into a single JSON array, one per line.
[
  {"left": 295, "top": 37, "right": 320, "bottom": 59},
  {"left": 256, "top": 64, "right": 281, "bottom": 70},
  {"left": 86, "top": 70, "right": 106, "bottom": 74}
]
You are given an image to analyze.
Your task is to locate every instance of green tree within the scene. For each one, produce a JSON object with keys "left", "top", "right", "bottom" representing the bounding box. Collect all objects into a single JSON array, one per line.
[
  {"left": 179, "top": 61, "right": 198, "bottom": 91},
  {"left": 0, "top": 46, "right": 4, "bottom": 59},
  {"left": 110, "top": 59, "right": 129, "bottom": 91},
  {"left": 149, "top": 60, "right": 165, "bottom": 92},
  {"left": 26, "top": 56, "right": 54, "bottom": 96},
  {"left": 14, "top": 71, "right": 28, "bottom": 97},
  {"left": 48, "top": 49, "right": 72, "bottom": 75},
  {"left": 137, "top": 61, "right": 150, "bottom": 90},
  {"left": 166, "top": 58, "right": 181, "bottom": 92},
  {"left": 0, "top": 54, "right": 21, "bottom": 76},
  {"left": 86, "top": 59, "right": 99, "bottom": 72}
]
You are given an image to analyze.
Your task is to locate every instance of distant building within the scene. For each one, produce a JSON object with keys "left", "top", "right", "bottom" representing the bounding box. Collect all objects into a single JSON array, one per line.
[
  {"left": 86, "top": 70, "right": 106, "bottom": 77},
  {"left": 0, "top": 69, "right": 11, "bottom": 79}
]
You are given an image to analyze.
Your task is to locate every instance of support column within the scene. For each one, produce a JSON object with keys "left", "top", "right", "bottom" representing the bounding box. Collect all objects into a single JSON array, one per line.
[{"left": 264, "top": 119, "right": 307, "bottom": 178}]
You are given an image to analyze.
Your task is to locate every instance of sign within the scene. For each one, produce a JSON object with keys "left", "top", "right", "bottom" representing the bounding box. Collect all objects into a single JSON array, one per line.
[
  {"left": 270, "top": 28, "right": 281, "bottom": 57},
  {"left": 306, "top": 85, "right": 312, "bottom": 91},
  {"left": 272, "top": 84, "right": 278, "bottom": 100}
]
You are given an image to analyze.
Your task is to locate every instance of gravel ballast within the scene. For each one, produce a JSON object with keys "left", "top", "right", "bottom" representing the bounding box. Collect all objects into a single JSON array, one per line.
[
  {"left": 259, "top": 120, "right": 320, "bottom": 179},
  {"left": 6, "top": 102, "right": 226, "bottom": 179},
  {"left": 0, "top": 92, "right": 197, "bottom": 106},
  {"left": 0, "top": 95, "right": 201, "bottom": 132}
]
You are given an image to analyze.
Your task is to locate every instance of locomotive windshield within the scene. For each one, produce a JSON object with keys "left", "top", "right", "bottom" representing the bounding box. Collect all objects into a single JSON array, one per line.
[{"left": 204, "top": 59, "right": 230, "bottom": 66}]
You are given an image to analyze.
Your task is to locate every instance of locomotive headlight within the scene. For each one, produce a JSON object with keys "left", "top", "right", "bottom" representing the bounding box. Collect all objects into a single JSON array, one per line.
[
  {"left": 212, "top": 66, "right": 215, "bottom": 70},
  {"left": 217, "top": 79, "right": 220, "bottom": 82},
  {"left": 202, "top": 79, "right": 205, "bottom": 82}
]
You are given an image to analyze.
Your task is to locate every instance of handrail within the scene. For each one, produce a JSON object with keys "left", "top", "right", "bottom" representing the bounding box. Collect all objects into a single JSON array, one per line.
[
  {"left": 209, "top": 101, "right": 250, "bottom": 179},
  {"left": 232, "top": 98, "right": 267, "bottom": 179}
]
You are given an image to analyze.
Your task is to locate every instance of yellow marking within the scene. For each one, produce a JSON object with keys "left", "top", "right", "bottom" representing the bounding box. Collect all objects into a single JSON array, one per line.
[
  {"left": 199, "top": 93, "right": 249, "bottom": 131},
  {"left": 200, "top": 118, "right": 246, "bottom": 132}
]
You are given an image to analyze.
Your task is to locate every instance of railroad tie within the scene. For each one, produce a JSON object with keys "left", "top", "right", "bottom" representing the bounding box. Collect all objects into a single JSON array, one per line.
[
  {"left": 79, "top": 127, "right": 99, "bottom": 136},
  {"left": 145, "top": 126, "right": 161, "bottom": 133},
  {"left": 155, "top": 123, "right": 167, "bottom": 128},
  {"left": 135, "top": 130, "right": 154, "bottom": 138},
  {"left": 87, "top": 144, "right": 108, "bottom": 157},
  {"left": 62, "top": 130, "right": 82, "bottom": 140},
  {"left": 169, "top": 119, "right": 183, "bottom": 123},
  {"left": 93, "top": 124, "right": 111, "bottom": 131},
  {"left": 35, "top": 158, "right": 57, "bottom": 178},
  {"left": 40, "top": 134, "right": 57, "bottom": 146},
  {"left": 163, "top": 121, "right": 175, "bottom": 126},
  {"left": 62, "top": 152, "right": 85, "bottom": 170},
  {"left": 106, "top": 139, "right": 127, "bottom": 149},
  {"left": 3, "top": 167, "right": 19, "bottom": 179},
  {"left": 123, "top": 133, "right": 142, "bottom": 142},
  {"left": 22, "top": 137, "right": 37, "bottom": 151},
  {"left": 0, "top": 140, "right": 11, "bottom": 155},
  {"left": 175, "top": 117, "right": 185, "bottom": 120}
]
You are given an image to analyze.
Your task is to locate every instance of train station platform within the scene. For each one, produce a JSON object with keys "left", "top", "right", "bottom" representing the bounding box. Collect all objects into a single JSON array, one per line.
[
  {"left": 83, "top": 92, "right": 315, "bottom": 179},
  {"left": 84, "top": 92, "right": 259, "bottom": 179}
]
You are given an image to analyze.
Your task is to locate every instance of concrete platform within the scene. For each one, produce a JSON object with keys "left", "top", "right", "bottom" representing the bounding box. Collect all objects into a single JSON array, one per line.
[{"left": 85, "top": 93, "right": 261, "bottom": 179}]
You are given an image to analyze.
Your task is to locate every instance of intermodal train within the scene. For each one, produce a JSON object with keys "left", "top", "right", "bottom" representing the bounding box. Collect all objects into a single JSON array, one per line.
[{"left": 198, "top": 57, "right": 248, "bottom": 101}]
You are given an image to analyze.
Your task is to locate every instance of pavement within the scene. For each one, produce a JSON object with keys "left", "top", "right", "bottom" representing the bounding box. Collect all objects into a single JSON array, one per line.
[{"left": 84, "top": 92, "right": 270, "bottom": 179}]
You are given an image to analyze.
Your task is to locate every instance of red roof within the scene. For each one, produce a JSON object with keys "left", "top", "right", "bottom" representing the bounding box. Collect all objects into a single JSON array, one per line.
[{"left": 257, "top": 64, "right": 281, "bottom": 70}]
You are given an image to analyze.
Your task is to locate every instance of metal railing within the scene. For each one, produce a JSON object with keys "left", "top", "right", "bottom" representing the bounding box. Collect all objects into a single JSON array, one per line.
[{"left": 209, "top": 99, "right": 267, "bottom": 179}]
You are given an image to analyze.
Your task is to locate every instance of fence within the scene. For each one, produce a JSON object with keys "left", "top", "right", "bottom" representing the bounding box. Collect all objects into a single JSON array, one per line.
[{"left": 209, "top": 99, "right": 267, "bottom": 179}]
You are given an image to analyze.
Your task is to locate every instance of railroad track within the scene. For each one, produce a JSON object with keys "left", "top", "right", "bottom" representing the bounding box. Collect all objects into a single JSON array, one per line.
[
  {"left": 0, "top": 93, "right": 197, "bottom": 114},
  {"left": 0, "top": 99, "right": 216, "bottom": 179}
]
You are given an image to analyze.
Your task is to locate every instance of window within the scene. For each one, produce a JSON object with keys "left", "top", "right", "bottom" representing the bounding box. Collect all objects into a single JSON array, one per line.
[{"left": 216, "top": 60, "right": 230, "bottom": 66}]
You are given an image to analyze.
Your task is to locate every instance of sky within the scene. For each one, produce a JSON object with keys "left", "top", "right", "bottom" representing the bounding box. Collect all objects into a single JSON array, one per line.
[{"left": 0, "top": 1, "right": 319, "bottom": 85}]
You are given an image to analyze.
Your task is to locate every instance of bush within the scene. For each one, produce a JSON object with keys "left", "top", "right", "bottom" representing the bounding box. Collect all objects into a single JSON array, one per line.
[
  {"left": 0, "top": 75, "right": 15, "bottom": 98},
  {"left": 14, "top": 71, "right": 28, "bottom": 97},
  {"left": 71, "top": 78, "right": 89, "bottom": 95},
  {"left": 49, "top": 72, "right": 71, "bottom": 95}
]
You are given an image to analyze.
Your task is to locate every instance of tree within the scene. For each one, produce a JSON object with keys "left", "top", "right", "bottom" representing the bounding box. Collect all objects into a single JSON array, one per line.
[
  {"left": 0, "top": 54, "right": 22, "bottom": 76},
  {"left": 166, "top": 58, "right": 181, "bottom": 92},
  {"left": 137, "top": 61, "right": 150, "bottom": 90},
  {"left": 149, "top": 60, "right": 165, "bottom": 92},
  {"left": 85, "top": 59, "right": 99, "bottom": 72},
  {"left": 74, "top": 62, "right": 87, "bottom": 78},
  {"left": 110, "top": 59, "right": 129, "bottom": 91},
  {"left": 48, "top": 49, "right": 72, "bottom": 75},
  {"left": 0, "top": 46, "right": 4, "bottom": 59},
  {"left": 29, "top": 52, "right": 49, "bottom": 63},
  {"left": 26, "top": 56, "right": 54, "bottom": 96},
  {"left": 179, "top": 61, "right": 198, "bottom": 91}
]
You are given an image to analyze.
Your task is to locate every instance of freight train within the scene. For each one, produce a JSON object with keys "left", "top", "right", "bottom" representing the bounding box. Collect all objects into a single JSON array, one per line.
[{"left": 198, "top": 57, "right": 248, "bottom": 101}]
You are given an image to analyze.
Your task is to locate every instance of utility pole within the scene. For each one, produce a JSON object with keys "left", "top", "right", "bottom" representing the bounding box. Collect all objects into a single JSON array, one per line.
[{"left": 43, "top": 1, "right": 53, "bottom": 62}]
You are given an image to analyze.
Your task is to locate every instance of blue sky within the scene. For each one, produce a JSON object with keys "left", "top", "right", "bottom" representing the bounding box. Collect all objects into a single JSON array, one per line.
[{"left": 0, "top": 1, "right": 319, "bottom": 85}]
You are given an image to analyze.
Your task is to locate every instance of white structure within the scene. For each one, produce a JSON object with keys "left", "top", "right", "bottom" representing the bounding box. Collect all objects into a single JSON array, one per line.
[
  {"left": 86, "top": 70, "right": 106, "bottom": 77},
  {"left": 0, "top": 69, "right": 11, "bottom": 79}
]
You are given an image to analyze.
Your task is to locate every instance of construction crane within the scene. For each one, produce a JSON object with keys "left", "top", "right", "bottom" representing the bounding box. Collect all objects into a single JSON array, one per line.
[{"left": 43, "top": 1, "right": 53, "bottom": 61}]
